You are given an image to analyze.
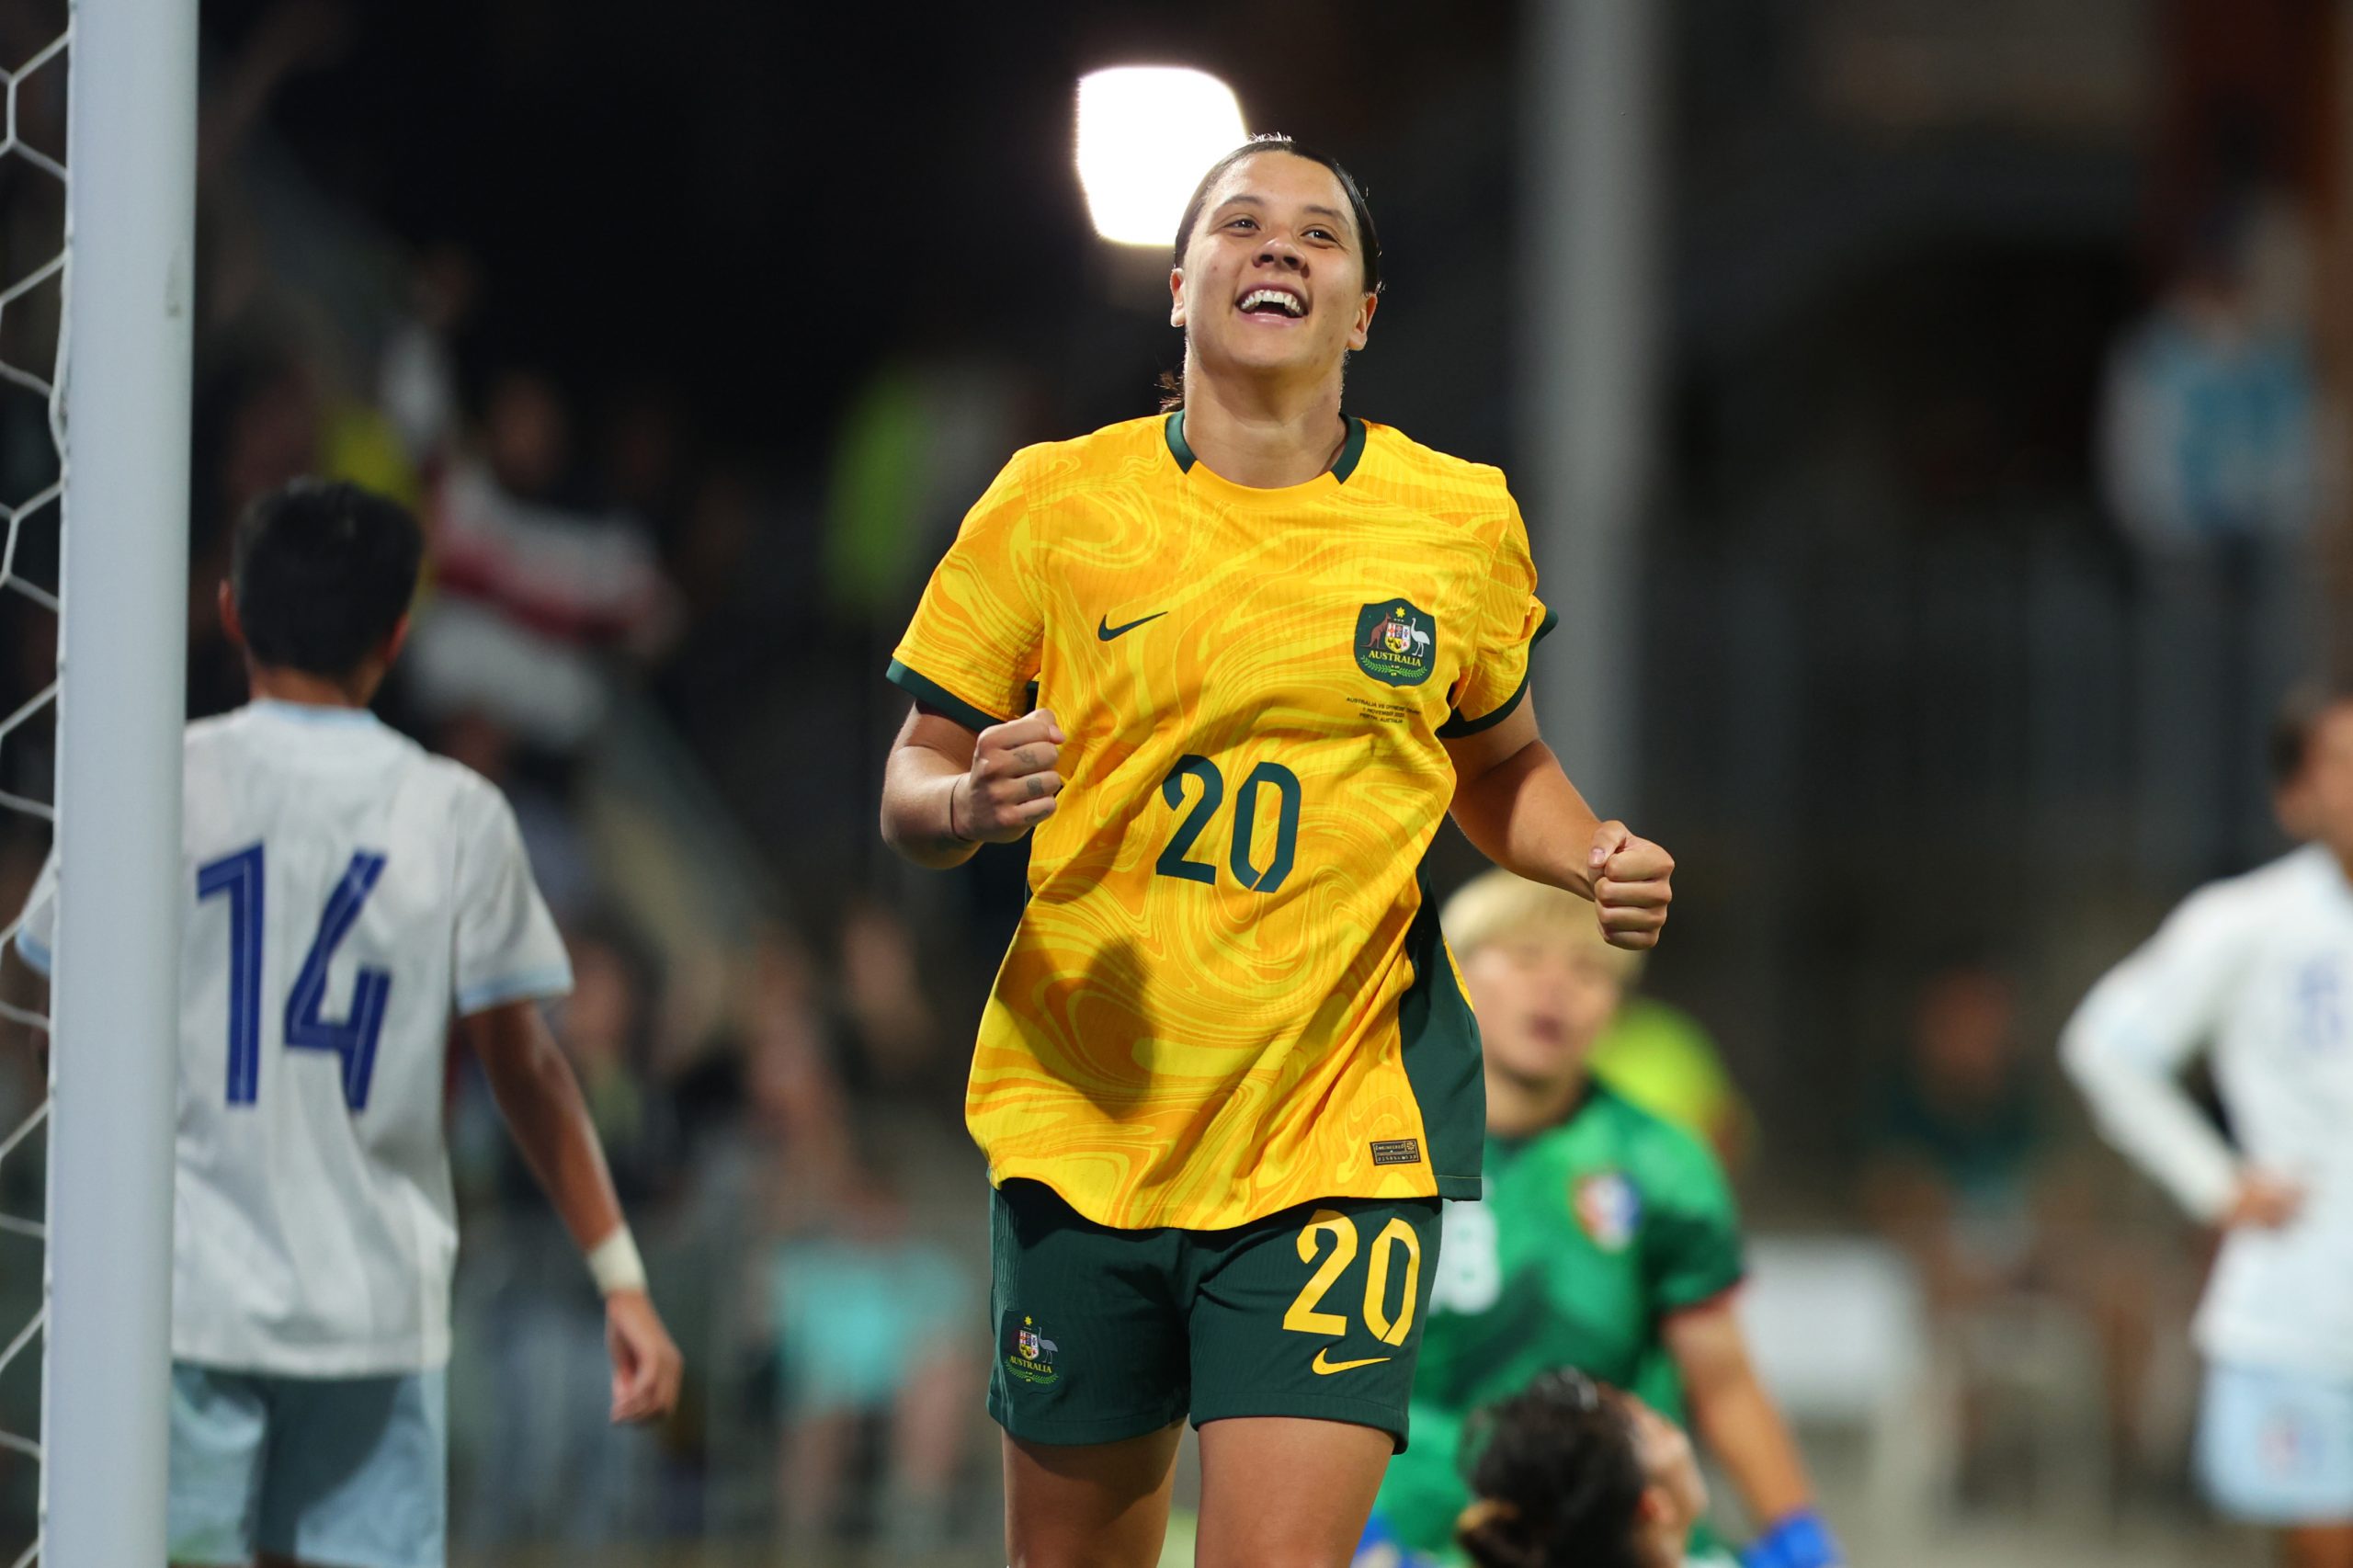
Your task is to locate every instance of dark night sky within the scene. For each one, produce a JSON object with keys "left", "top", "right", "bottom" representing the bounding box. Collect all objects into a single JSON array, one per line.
[{"left": 220, "top": 0, "right": 1520, "bottom": 464}]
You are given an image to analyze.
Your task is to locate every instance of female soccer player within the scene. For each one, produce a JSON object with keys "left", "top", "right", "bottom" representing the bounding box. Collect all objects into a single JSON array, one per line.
[
  {"left": 879, "top": 136, "right": 1675, "bottom": 1568},
  {"left": 1452, "top": 1370, "right": 1709, "bottom": 1568},
  {"left": 1367, "top": 871, "right": 1837, "bottom": 1568}
]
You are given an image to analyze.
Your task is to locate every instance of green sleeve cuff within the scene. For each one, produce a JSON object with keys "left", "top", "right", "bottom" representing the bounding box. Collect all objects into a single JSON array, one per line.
[
  {"left": 1436, "top": 605, "right": 1558, "bottom": 738},
  {"left": 1437, "top": 674, "right": 1528, "bottom": 738},
  {"left": 885, "top": 659, "right": 1009, "bottom": 733},
  {"left": 1659, "top": 1271, "right": 1748, "bottom": 1318}
]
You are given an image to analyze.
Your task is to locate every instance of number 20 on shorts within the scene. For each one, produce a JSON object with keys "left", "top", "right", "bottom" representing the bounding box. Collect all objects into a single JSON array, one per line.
[{"left": 1284, "top": 1210, "right": 1423, "bottom": 1346}]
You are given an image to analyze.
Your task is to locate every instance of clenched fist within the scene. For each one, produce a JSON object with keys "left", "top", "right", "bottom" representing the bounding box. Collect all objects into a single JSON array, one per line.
[
  {"left": 1588, "top": 821, "right": 1673, "bottom": 950},
  {"left": 606, "top": 1289, "right": 684, "bottom": 1425},
  {"left": 950, "top": 708, "right": 1066, "bottom": 844}
]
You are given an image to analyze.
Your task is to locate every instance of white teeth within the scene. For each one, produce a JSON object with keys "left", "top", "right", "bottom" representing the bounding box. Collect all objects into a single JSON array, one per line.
[{"left": 1241, "top": 288, "right": 1303, "bottom": 316}]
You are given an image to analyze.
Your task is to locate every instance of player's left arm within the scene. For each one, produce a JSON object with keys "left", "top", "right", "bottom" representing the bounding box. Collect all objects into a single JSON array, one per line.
[
  {"left": 463, "top": 999, "right": 684, "bottom": 1424},
  {"left": 1664, "top": 1301, "right": 1843, "bottom": 1567},
  {"left": 1442, "top": 699, "right": 1673, "bottom": 950}
]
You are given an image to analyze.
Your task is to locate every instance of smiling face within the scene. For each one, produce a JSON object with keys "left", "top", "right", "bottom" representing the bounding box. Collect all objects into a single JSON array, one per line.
[{"left": 1170, "top": 151, "right": 1379, "bottom": 393}]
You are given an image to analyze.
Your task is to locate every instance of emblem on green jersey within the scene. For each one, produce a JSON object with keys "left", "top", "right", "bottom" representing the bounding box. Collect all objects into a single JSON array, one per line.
[
  {"left": 1355, "top": 598, "right": 1437, "bottom": 687},
  {"left": 1573, "top": 1171, "right": 1643, "bottom": 1253},
  {"left": 1007, "top": 1315, "right": 1061, "bottom": 1386}
]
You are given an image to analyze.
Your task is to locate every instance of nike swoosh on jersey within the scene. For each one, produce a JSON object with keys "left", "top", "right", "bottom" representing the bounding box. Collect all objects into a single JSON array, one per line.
[
  {"left": 1311, "top": 1348, "right": 1392, "bottom": 1375},
  {"left": 1097, "top": 611, "right": 1168, "bottom": 642}
]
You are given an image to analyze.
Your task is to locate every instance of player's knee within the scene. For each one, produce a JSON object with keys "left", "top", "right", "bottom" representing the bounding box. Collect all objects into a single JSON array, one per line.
[
  {"left": 1194, "top": 1542, "right": 1358, "bottom": 1568},
  {"left": 1006, "top": 1539, "right": 1164, "bottom": 1568}
]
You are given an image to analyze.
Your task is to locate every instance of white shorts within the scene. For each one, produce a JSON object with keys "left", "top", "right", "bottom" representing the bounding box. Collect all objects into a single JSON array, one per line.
[
  {"left": 168, "top": 1361, "right": 447, "bottom": 1568},
  {"left": 2198, "top": 1361, "right": 2353, "bottom": 1527}
]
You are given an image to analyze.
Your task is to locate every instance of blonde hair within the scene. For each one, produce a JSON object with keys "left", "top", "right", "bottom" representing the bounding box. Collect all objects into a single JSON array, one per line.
[{"left": 1440, "top": 868, "right": 1645, "bottom": 984}]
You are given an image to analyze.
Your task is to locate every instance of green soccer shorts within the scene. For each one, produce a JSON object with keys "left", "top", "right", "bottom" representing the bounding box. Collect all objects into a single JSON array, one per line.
[{"left": 988, "top": 1178, "right": 1444, "bottom": 1450}]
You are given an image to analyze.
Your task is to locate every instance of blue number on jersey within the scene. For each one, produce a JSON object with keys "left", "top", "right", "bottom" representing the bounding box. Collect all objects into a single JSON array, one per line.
[
  {"left": 285, "top": 852, "right": 392, "bottom": 1110},
  {"left": 2297, "top": 957, "right": 2343, "bottom": 1053},
  {"left": 196, "top": 845, "right": 393, "bottom": 1111},
  {"left": 195, "top": 845, "right": 266, "bottom": 1105}
]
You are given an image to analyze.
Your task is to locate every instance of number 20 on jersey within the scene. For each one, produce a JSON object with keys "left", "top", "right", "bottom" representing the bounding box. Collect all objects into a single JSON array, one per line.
[{"left": 1155, "top": 754, "right": 1302, "bottom": 892}]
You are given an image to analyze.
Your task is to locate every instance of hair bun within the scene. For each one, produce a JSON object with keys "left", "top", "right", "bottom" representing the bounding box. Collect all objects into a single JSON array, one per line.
[{"left": 1455, "top": 1496, "right": 1541, "bottom": 1568}]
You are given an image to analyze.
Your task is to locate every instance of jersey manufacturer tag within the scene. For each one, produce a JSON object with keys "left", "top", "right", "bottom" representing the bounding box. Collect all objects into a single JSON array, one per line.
[{"left": 1370, "top": 1139, "right": 1423, "bottom": 1166}]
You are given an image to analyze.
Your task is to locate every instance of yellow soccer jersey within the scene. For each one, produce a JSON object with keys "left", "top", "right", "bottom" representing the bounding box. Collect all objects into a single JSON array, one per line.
[{"left": 888, "top": 411, "right": 1554, "bottom": 1231}]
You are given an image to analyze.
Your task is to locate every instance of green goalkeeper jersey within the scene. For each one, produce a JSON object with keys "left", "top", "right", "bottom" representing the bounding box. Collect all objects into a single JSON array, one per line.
[{"left": 1373, "top": 1082, "right": 1746, "bottom": 1558}]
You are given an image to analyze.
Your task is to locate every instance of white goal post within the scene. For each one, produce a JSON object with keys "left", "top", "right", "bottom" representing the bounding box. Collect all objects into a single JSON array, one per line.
[{"left": 23, "top": 0, "right": 196, "bottom": 1563}]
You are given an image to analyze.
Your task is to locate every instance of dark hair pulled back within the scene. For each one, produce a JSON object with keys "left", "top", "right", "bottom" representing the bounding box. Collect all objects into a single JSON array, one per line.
[{"left": 1455, "top": 1370, "right": 1651, "bottom": 1568}]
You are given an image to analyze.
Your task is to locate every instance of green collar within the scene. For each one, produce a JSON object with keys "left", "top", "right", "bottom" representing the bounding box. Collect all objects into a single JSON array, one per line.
[{"left": 1164, "top": 408, "right": 1367, "bottom": 484}]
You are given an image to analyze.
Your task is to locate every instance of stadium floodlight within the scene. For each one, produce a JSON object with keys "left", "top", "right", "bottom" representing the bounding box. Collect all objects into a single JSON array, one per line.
[{"left": 1075, "top": 67, "right": 1247, "bottom": 248}]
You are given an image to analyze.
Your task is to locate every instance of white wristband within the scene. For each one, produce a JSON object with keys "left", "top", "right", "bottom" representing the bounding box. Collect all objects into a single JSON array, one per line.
[{"left": 586, "top": 1227, "right": 648, "bottom": 1296}]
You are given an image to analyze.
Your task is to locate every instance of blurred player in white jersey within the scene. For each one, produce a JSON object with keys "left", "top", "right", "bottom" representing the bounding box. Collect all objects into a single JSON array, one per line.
[
  {"left": 14, "top": 480, "right": 682, "bottom": 1568},
  {"left": 2064, "top": 687, "right": 2353, "bottom": 1568}
]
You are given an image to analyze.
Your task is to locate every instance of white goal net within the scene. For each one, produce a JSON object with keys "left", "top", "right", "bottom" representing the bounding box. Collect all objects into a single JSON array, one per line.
[
  {"left": 0, "top": 6, "right": 73, "bottom": 1562},
  {"left": 0, "top": 0, "right": 195, "bottom": 1562}
]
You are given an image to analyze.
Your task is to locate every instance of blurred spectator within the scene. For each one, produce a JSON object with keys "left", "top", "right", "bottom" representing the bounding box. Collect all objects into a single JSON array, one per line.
[
  {"left": 764, "top": 1160, "right": 978, "bottom": 1556},
  {"left": 833, "top": 901, "right": 943, "bottom": 1103},
  {"left": 1863, "top": 962, "right": 2175, "bottom": 1506},
  {"left": 1588, "top": 995, "right": 1756, "bottom": 1174},
  {"left": 739, "top": 932, "right": 858, "bottom": 1233},
  {"left": 2100, "top": 195, "right": 2322, "bottom": 880},
  {"left": 667, "top": 930, "right": 851, "bottom": 1259},
  {"left": 2098, "top": 194, "right": 2318, "bottom": 555},
  {"left": 821, "top": 354, "right": 1035, "bottom": 629},
  {"left": 1864, "top": 966, "right": 2047, "bottom": 1299},
  {"left": 376, "top": 243, "right": 481, "bottom": 477},
  {"left": 404, "top": 369, "right": 679, "bottom": 751}
]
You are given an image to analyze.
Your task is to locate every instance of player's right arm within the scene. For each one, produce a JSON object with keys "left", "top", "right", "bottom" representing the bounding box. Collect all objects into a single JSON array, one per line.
[
  {"left": 877, "top": 451, "right": 1051, "bottom": 869},
  {"left": 1665, "top": 1304, "right": 1841, "bottom": 1566},
  {"left": 2061, "top": 883, "right": 2295, "bottom": 1227},
  {"left": 464, "top": 1001, "right": 683, "bottom": 1423},
  {"left": 881, "top": 705, "right": 1064, "bottom": 869},
  {"left": 1640, "top": 1121, "right": 1842, "bottom": 1563},
  {"left": 451, "top": 778, "right": 681, "bottom": 1421}
]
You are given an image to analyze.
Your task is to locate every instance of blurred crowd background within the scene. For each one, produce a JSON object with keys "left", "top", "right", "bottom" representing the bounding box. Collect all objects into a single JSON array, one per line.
[{"left": 2, "top": 0, "right": 2347, "bottom": 1562}]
